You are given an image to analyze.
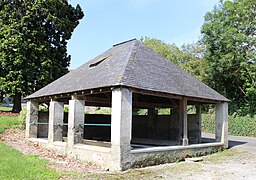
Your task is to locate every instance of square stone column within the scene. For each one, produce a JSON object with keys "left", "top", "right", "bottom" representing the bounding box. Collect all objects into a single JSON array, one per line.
[
  {"left": 111, "top": 88, "right": 132, "bottom": 171},
  {"left": 215, "top": 102, "right": 228, "bottom": 148},
  {"left": 179, "top": 98, "right": 188, "bottom": 146},
  {"left": 196, "top": 105, "right": 202, "bottom": 143},
  {"left": 48, "top": 100, "right": 64, "bottom": 144},
  {"left": 67, "top": 97, "right": 85, "bottom": 148},
  {"left": 26, "top": 100, "right": 39, "bottom": 138}
]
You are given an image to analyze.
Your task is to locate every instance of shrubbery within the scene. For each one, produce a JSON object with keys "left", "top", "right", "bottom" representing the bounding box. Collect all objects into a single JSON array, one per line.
[
  {"left": 19, "top": 108, "right": 27, "bottom": 129},
  {"left": 202, "top": 113, "right": 256, "bottom": 137},
  {"left": 202, "top": 113, "right": 215, "bottom": 134},
  {"left": 228, "top": 115, "right": 256, "bottom": 137}
]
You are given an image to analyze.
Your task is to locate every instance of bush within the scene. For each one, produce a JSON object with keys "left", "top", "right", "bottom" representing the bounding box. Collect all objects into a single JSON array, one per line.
[
  {"left": 202, "top": 113, "right": 256, "bottom": 137},
  {"left": 228, "top": 114, "right": 256, "bottom": 137},
  {"left": 202, "top": 113, "right": 215, "bottom": 134},
  {"left": 64, "top": 106, "right": 69, "bottom": 112},
  {"left": 19, "top": 108, "right": 27, "bottom": 129},
  {"left": 39, "top": 104, "right": 48, "bottom": 112}
]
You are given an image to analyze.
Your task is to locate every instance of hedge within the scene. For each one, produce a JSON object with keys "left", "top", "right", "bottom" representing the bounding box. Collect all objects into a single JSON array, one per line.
[{"left": 202, "top": 114, "right": 256, "bottom": 137}]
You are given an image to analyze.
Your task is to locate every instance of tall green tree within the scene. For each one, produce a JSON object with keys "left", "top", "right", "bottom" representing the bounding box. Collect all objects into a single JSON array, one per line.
[
  {"left": 0, "top": 0, "right": 84, "bottom": 112},
  {"left": 201, "top": 0, "right": 256, "bottom": 114},
  {"left": 141, "top": 37, "right": 206, "bottom": 81}
]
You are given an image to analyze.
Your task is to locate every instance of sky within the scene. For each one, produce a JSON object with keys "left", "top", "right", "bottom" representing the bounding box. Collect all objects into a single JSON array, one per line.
[{"left": 68, "top": 0, "right": 219, "bottom": 69}]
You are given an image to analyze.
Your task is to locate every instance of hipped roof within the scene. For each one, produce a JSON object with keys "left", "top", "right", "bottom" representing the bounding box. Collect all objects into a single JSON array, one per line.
[{"left": 26, "top": 39, "right": 229, "bottom": 102}]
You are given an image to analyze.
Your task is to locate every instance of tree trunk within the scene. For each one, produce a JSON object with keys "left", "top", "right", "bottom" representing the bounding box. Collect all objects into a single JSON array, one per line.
[{"left": 12, "top": 93, "right": 22, "bottom": 113}]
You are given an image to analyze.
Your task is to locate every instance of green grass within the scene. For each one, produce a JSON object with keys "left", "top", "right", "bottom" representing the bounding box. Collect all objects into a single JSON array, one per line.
[
  {"left": 0, "top": 105, "right": 12, "bottom": 111},
  {"left": 0, "top": 116, "right": 20, "bottom": 133},
  {"left": 83, "top": 167, "right": 156, "bottom": 179},
  {"left": 0, "top": 115, "right": 81, "bottom": 179},
  {"left": 0, "top": 142, "right": 62, "bottom": 180},
  {"left": 0, "top": 115, "right": 62, "bottom": 179},
  {"left": 204, "top": 150, "right": 239, "bottom": 163},
  {"left": 94, "top": 107, "right": 111, "bottom": 114}
]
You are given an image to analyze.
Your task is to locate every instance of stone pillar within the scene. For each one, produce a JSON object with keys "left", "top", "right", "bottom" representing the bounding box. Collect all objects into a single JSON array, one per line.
[
  {"left": 196, "top": 105, "right": 202, "bottom": 143},
  {"left": 178, "top": 101, "right": 183, "bottom": 145},
  {"left": 215, "top": 102, "right": 228, "bottom": 148},
  {"left": 67, "top": 97, "right": 85, "bottom": 148},
  {"left": 26, "top": 100, "right": 39, "bottom": 138},
  {"left": 147, "top": 108, "right": 157, "bottom": 138},
  {"left": 48, "top": 100, "right": 64, "bottom": 144},
  {"left": 111, "top": 88, "right": 132, "bottom": 171},
  {"left": 179, "top": 98, "right": 188, "bottom": 146}
]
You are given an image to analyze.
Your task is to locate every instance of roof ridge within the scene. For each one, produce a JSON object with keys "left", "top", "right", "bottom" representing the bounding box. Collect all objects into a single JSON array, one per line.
[
  {"left": 113, "top": 38, "right": 137, "bottom": 47},
  {"left": 118, "top": 40, "right": 139, "bottom": 85}
]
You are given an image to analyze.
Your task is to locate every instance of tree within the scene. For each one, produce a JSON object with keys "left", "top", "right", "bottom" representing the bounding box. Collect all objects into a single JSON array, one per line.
[
  {"left": 141, "top": 37, "right": 206, "bottom": 81},
  {"left": 0, "top": 0, "right": 84, "bottom": 112},
  {"left": 201, "top": 0, "right": 256, "bottom": 114}
]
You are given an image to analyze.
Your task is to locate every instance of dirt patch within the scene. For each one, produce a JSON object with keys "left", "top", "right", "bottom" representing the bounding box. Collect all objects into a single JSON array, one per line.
[
  {"left": 1, "top": 129, "right": 100, "bottom": 173},
  {"left": 0, "top": 111, "right": 19, "bottom": 116}
]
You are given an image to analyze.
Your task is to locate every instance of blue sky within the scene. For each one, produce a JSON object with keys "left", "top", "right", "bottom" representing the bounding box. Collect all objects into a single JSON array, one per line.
[{"left": 68, "top": 0, "right": 219, "bottom": 69}]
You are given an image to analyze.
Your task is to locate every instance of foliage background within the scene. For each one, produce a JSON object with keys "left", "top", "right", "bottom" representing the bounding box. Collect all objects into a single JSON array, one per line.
[{"left": 0, "top": 0, "right": 84, "bottom": 112}]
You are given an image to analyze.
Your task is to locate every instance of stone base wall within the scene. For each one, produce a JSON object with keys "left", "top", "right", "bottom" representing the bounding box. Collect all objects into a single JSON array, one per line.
[
  {"left": 30, "top": 137, "right": 224, "bottom": 171},
  {"left": 131, "top": 144, "right": 224, "bottom": 168},
  {"left": 32, "top": 139, "right": 112, "bottom": 169}
]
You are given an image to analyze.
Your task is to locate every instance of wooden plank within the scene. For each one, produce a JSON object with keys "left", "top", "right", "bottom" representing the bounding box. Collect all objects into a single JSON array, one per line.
[{"left": 130, "top": 87, "right": 182, "bottom": 100}]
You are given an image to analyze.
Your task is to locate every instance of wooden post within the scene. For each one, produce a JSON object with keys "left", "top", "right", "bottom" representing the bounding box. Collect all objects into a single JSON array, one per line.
[
  {"left": 178, "top": 100, "right": 183, "bottom": 145},
  {"left": 147, "top": 108, "right": 157, "bottom": 138},
  {"left": 179, "top": 97, "right": 188, "bottom": 146},
  {"left": 196, "top": 105, "right": 202, "bottom": 143}
]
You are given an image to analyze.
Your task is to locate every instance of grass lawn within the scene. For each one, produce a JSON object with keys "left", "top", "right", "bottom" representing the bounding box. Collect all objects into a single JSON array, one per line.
[
  {"left": 0, "top": 115, "right": 80, "bottom": 179},
  {"left": 0, "top": 116, "right": 21, "bottom": 133},
  {"left": 0, "top": 105, "right": 12, "bottom": 111},
  {"left": 0, "top": 143, "right": 62, "bottom": 179}
]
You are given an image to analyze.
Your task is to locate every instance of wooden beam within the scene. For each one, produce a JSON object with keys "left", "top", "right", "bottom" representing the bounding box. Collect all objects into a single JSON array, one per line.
[
  {"left": 31, "top": 87, "right": 112, "bottom": 102},
  {"left": 85, "top": 101, "right": 111, "bottom": 107},
  {"left": 133, "top": 92, "right": 179, "bottom": 108},
  {"left": 186, "top": 96, "right": 220, "bottom": 104},
  {"left": 130, "top": 87, "right": 182, "bottom": 100},
  {"left": 134, "top": 101, "right": 178, "bottom": 109}
]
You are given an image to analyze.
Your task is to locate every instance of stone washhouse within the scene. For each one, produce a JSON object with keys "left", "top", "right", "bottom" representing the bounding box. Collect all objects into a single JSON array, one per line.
[{"left": 25, "top": 39, "right": 229, "bottom": 171}]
